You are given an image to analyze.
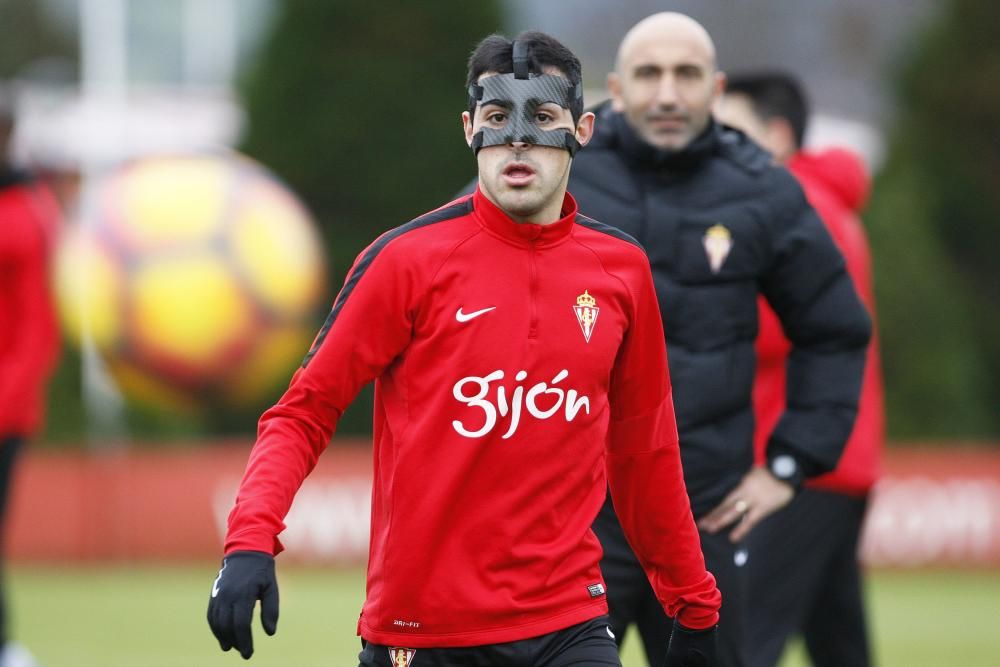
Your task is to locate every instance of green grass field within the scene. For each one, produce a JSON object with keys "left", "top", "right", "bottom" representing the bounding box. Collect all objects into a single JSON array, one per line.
[{"left": 8, "top": 565, "right": 1000, "bottom": 666}]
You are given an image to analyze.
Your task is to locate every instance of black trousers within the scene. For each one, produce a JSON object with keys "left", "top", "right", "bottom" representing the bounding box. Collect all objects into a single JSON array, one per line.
[
  {"left": 358, "top": 615, "right": 620, "bottom": 666},
  {"left": 745, "top": 489, "right": 871, "bottom": 667},
  {"left": 0, "top": 436, "right": 25, "bottom": 648},
  {"left": 595, "top": 501, "right": 748, "bottom": 667}
]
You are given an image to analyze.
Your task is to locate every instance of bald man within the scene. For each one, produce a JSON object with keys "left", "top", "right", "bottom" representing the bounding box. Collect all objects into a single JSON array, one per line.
[{"left": 568, "top": 13, "right": 872, "bottom": 666}]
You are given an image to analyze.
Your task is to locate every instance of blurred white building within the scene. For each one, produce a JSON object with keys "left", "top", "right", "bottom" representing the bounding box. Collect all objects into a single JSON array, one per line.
[
  {"left": 9, "top": 0, "right": 939, "bottom": 173},
  {"left": 11, "top": 0, "right": 276, "bottom": 171}
]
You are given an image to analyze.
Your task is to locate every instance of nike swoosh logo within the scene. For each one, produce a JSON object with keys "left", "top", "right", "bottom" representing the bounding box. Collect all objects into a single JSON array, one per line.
[
  {"left": 456, "top": 306, "right": 496, "bottom": 323},
  {"left": 211, "top": 560, "right": 228, "bottom": 598}
]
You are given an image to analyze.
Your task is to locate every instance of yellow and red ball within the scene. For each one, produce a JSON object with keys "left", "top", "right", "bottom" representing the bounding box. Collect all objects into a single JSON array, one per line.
[{"left": 56, "top": 154, "right": 327, "bottom": 410}]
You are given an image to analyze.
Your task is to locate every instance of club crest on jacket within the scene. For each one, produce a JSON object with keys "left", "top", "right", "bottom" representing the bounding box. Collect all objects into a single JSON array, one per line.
[
  {"left": 703, "top": 224, "right": 733, "bottom": 273},
  {"left": 573, "top": 290, "right": 600, "bottom": 342}
]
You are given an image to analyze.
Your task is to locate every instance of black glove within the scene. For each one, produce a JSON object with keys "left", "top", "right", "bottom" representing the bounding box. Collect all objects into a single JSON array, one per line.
[
  {"left": 206, "top": 550, "right": 279, "bottom": 660},
  {"left": 664, "top": 620, "right": 717, "bottom": 667}
]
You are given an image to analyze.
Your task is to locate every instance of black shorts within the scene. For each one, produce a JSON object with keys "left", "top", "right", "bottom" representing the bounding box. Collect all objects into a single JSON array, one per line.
[
  {"left": 745, "top": 489, "right": 871, "bottom": 667},
  {"left": 358, "top": 615, "right": 621, "bottom": 667}
]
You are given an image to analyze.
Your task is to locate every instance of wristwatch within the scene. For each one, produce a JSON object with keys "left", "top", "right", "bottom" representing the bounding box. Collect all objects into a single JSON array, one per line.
[{"left": 767, "top": 453, "right": 804, "bottom": 489}]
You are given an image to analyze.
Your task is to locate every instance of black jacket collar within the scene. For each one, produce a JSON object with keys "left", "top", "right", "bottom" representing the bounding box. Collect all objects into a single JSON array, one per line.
[
  {"left": 586, "top": 102, "right": 770, "bottom": 175},
  {"left": 0, "top": 166, "right": 30, "bottom": 190},
  {"left": 589, "top": 102, "right": 719, "bottom": 171}
]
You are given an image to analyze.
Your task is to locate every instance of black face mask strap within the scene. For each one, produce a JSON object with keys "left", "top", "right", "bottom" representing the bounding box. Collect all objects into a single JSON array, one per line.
[
  {"left": 468, "top": 83, "right": 483, "bottom": 112},
  {"left": 471, "top": 131, "right": 485, "bottom": 153},
  {"left": 564, "top": 133, "right": 582, "bottom": 157},
  {"left": 512, "top": 40, "right": 531, "bottom": 80},
  {"left": 467, "top": 40, "right": 582, "bottom": 156}
]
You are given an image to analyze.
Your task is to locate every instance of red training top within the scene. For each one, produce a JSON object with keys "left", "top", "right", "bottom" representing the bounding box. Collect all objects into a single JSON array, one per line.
[
  {"left": 0, "top": 177, "right": 61, "bottom": 436},
  {"left": 753, "top": 148, "right": 884, "bottom": 495},
  {"left": 225, "top": 188, "right": 720, "bottom": 647}
]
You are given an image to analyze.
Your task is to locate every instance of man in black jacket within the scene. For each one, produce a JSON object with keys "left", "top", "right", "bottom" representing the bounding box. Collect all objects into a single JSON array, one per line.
[{"left": 567, "top": 12, "right": 872, "bottom": 667}]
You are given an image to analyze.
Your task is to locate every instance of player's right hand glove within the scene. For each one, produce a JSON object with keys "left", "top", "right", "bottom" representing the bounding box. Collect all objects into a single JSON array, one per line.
[
  {"left": 206, "top": 550, "right": 279, "bottom": 660},
  {"left": 664, "top": 620, "right": 717, "bottom": 667}
]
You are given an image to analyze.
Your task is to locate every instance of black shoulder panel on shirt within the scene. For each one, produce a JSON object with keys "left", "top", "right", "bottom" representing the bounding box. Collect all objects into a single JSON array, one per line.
[
  {"left": 0, "top": 168, "right": 32, "bottom": 189},
  {"left": 574, "top": 214, "right": 645, "bottom": 251},
  {"left": 301, "top": 197, "right": 473, "bottom": 367}
]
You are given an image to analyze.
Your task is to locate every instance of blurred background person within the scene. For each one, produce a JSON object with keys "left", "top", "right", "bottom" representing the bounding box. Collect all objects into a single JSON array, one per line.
[
  {"left": 0, "top": 84, "right": 62, "bottom": 667},
  {"left": 716, "top": 71, "right": 884, "bottom": 667},
  {"left": 567, "top": 12, "right": 872, "bottom": 666}
]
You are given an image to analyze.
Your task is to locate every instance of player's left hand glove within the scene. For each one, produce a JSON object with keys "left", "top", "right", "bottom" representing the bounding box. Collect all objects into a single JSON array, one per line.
[
  {"left": 664, "top": 620, "right": 717, "bottom": 667},
  {"left": 206, "top": 550, "right": 279, "bottom": 660}
]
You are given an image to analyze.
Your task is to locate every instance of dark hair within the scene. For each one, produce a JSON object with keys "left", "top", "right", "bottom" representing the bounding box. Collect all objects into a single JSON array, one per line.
[
  {"left": 725, "top": 71, "right": 809, "bottom": 149},
  {"left": 0, "top": 83, "right": 14, "bottom": 126},
  {"left": 465, "top": 30, "right": 583, "bottom": 122}
]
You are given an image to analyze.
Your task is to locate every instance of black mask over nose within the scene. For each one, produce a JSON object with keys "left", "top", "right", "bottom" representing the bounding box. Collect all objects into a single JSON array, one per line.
[{"left": 468, "top": 42, "right": 583, "bottom": 156}]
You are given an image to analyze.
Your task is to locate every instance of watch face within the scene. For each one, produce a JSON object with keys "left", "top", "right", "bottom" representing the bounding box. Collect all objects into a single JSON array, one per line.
[{"left": 771, "top": 455, "right": 797, "bottom": 479}]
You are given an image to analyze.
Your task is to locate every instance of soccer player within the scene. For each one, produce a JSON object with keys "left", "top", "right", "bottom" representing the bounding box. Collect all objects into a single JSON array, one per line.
[
  {"left": 207, "top": 31, "right": 721, "bottom": 666},
  {"left": 0, "top": 86, "right": 61, "bottom": 667},
  {"left": 716, "top": 71, "right": 883, "bottom": 667},
  {"left": 566, "top": 13, "right": 872, "bottom": 667}
]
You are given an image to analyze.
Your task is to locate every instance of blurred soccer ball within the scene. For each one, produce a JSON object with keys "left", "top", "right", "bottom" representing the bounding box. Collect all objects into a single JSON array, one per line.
[{"left": 55, "top": 154, "right": 326, "bottom": 411}]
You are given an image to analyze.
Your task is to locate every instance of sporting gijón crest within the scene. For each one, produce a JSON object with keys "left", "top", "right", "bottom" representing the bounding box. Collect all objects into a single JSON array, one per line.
[
  {"left": 702, "top": 223, "right": 733, "bottom": 274},
  {"left": 573, "top": 290, "right": 599, "bottom": 342},
  {"left": 388, "top": 647, "right": 416, "bottom": 666}
]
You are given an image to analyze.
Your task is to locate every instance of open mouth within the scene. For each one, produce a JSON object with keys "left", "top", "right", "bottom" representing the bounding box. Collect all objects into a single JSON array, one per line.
[{"left": 502, "top": 163, "right": 536, "bottom": 186}]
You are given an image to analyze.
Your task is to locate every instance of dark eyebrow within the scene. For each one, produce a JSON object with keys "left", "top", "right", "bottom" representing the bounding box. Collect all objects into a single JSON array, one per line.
[
  {"left": 480, "top": 99, "right": 513, "bottom": 110},
  {"left": 633, "top": 63, "right": 661, "bottom": 74}
]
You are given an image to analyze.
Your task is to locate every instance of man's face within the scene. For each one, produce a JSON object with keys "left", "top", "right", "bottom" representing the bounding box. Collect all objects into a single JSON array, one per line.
[
  {"left": 463, "top": 70, "right": 593, "bottom": 223},
  {"left": 609, "top": 36, "right": 723, "bottom": 151},
  {"left": 714, "top": 92, "right": 795, "bottom": 162},
  {"left": 714, "top": 93, "right": 771, "bottom": 149}
]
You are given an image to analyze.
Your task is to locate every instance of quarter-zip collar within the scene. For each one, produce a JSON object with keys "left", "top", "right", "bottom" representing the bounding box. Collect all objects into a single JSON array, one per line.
[
  {"left": 587, "top": 101, "right": 719, "bottom": 172},
  {"left": 472, "top": 185, "right": 577, "bottom": 248}
]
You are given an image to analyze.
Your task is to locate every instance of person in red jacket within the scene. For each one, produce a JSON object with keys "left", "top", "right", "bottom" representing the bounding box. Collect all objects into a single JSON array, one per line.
[
  {"left": 715, "top": 72, "right": 883, "bottom": 667},
  {"left": 0, "top": 88, "right": 61, "bottom": 667},
  {"left": 207, "top": 32, "right": 721, "bottom": 666}
]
